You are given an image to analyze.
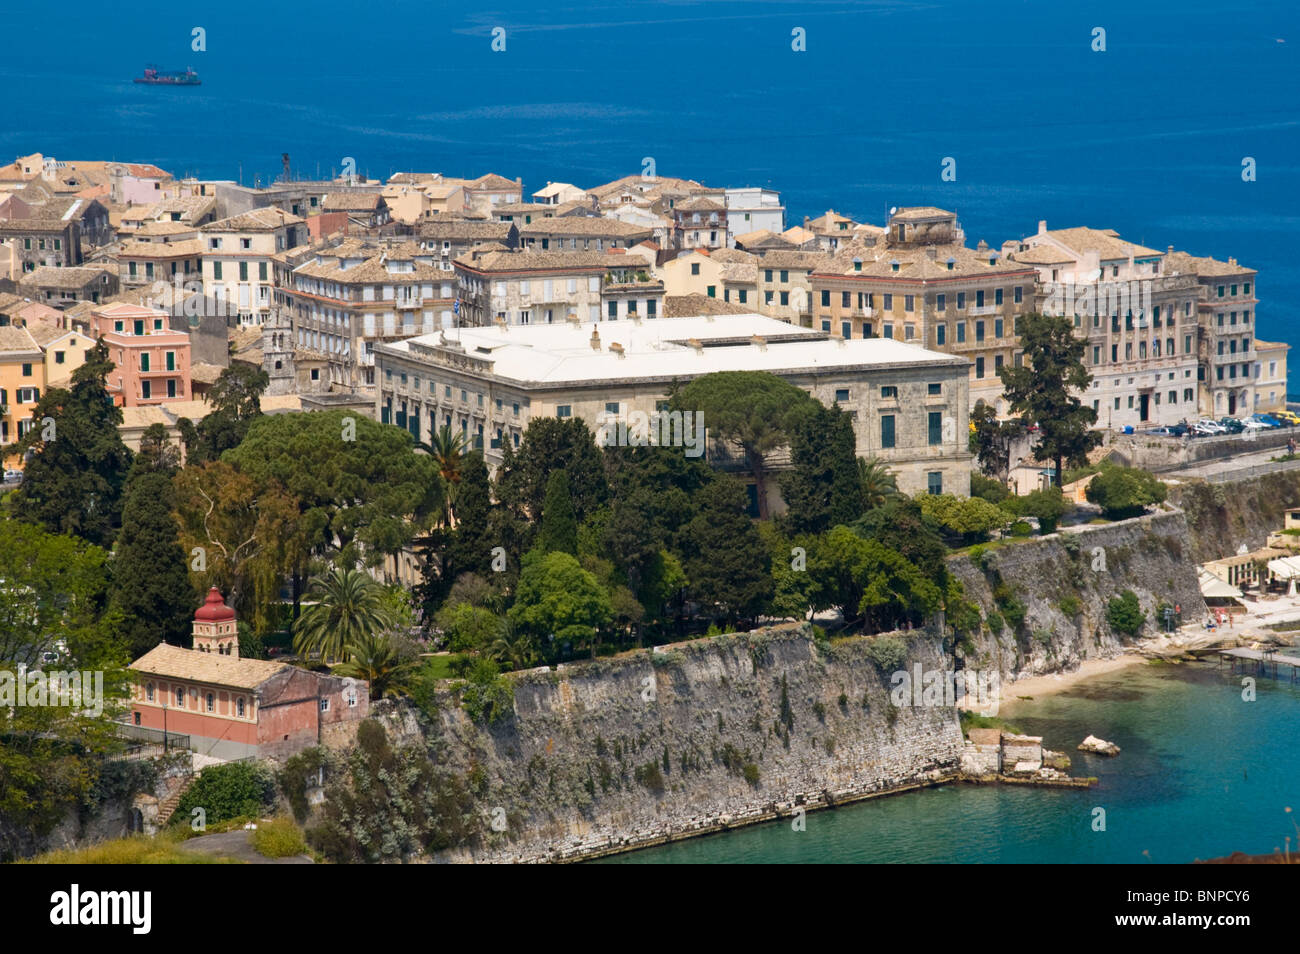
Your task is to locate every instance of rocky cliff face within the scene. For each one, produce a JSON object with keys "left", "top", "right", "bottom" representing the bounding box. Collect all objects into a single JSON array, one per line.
[
  {"left": 1170, "top": 472, "right": 1300, "bottom": 564},
  {"left": 950, "top": 509, "right": 1205, "bottom": 681},
  {"left": 383, "top": 623, "right": 965, "bottom": 862}
]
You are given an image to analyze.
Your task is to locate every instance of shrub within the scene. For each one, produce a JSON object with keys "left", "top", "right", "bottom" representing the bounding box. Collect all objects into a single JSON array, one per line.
[
  {"left": 1085, "top": 466, "right": 1167, "bottom": 519},
  {"left": 1009, "top": 520, "right": 1033, "bottom": 537},
  {"left": 863, "top": 635, "right": 908, "bottom": 672},
  {"left": 1107, "top": 590, "right": 1145, "bottom": 637},
  {"left": 458, "top": 658, "right": 515, "bottom": 724},
  {"left": 985, "top": 610, "right": 1005, "bottom": 633},
  {"left": 971, "top": 473, "right": 1011, "bottom": 504},
  {"left": 1059, "top": 595, "right": 1081, "bottom": 618},
  {"left": 176, "top": 761, "right": 276, "bottom": 826},
  {"left": 812, "top": 701, "right": 826, "bottom": 722},
  {"left": 252, "top": 818, "right": 307, "bottom": 858},
  {"left": 1004, "top": 486, "right": 1071, "bottom": 534},
  {"left": 634, "top": 761, "right": 665, "bottom": 792},
  {"left": 742, "top": 763, "right": 761, "bottom": 786}
]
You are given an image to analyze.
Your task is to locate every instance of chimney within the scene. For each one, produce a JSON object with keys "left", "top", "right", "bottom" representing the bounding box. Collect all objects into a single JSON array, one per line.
[
  {"left": 1167, "top": 245, "right": 1174, "bottom": 255},
  {"left": 803, "top": 215, "right": 810, "bottom": 229},
  {"left": 750, "top": 334, "right": 767, "bottom": 351},
  {"left": 609, "top": 342, "right": 625, "bottom": 358},
  {"left": 1229, "top": 257, "right": 1238, "bottom": 266},
  {"left": 688, "top": 337, "right": 704, "bottom": 355},
  {"left": 590, "top": 326, "right": 601, "bottom": 351},
  {"left": 566, "top": 310, "right": 580, "bottom": 324},
  {"left": 1037, "top": 220, "right": 1047, "bottom": 235}
]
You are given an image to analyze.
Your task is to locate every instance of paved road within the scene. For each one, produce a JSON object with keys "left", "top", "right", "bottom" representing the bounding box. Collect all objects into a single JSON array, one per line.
[{"left": 179, "top": 829, "right": 314, "bottom": 864}]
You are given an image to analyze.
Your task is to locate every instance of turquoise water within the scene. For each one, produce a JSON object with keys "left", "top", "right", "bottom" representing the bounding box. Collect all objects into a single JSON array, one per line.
[{"left": 597, "top": 661, "right": 1300, "bottom": 863}]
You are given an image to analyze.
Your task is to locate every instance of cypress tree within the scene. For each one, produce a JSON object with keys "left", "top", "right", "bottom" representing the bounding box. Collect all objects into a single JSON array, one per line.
[
  {"left": 537, "top": 470, "right": 578, "bottom": 555},
  {"left": 113, "top": 468, "right": 194, "bottom": 656}
]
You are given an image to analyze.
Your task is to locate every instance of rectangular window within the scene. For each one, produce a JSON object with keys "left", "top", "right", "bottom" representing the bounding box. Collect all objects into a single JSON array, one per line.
[
  {"left": 956, "top": 322, "right": 966, "bottom": 343},
  {"left": 259, "top": 262, "right": 268, "bottom": 281},
  {"left": 557, "top": 405, "right": 572, "bottom": 418},
  {"left": 927, "top": 471, "right": 942, "bottom": 495},
  {"left": 883, "top": 294, "right": 893, "bottom": 310},
  {"left": 936, "top": 294, "right": 946, "bottom": 311},
  {"left": 994, "top": 318, "right": 1003, "bottom": 338},
  {"left": 936, "top": 324, "right": 946, "bottom": 346},
  {"left": 904, "top": 295, "right": 914, "bottom": 312},
  {"left": 928, "top": 383, "right": 941, "bottom": 396},
  {"left": 881, "top": 386, "right": 898, "bottom": 399},
  {"left": 928, "top": 412, "right": 942, "bottom": 445},
  {"left": 975, "top": 321, "right": 985, "bottom": 343},
  {"left": 821, "top": 290, "right": 830, "bottom": 307},
  {"left": 880, "top": 414, "right": 896, "bottom": 449},
  {"left": 975, "top": 356, "right": 985, "bottom": 378},
  {"left": 834, "top": 388, "right": 850, "bottom": 403},
  {"left": 956, "top": 292, "right": 966, "bottom": 309},
  {"left": 1014, "top": 286, "right": 1022, "bottom": 304}
]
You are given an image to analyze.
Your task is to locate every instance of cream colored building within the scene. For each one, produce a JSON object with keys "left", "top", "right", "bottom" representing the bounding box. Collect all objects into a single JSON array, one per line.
[
  {"left": 1006, "top": 223, "right": 1203, "bottom": 428},
  {"left": 1254, "top": 340, "right": 1289, "bottom": 413},
  {"left": 201, "top": 208, "right": 306, "bottom": 327},
  {"left": 374, "top": 313, "right": 973, "bottom": 502}
]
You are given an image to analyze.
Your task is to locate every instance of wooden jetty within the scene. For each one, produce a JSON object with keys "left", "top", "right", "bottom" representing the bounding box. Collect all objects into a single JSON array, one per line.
[{"left": 1215, "top": 647, "right": 1300, "bottom": 683}]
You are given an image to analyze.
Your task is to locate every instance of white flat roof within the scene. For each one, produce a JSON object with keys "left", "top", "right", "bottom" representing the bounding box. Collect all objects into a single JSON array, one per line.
[{"left": 379, "top": 313, "right": 965, "bottom": 387}]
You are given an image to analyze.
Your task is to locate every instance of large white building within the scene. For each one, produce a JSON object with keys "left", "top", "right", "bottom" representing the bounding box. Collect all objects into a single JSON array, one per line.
[{"left": 374, "top": 313, "right": 972, "bottom": 505}]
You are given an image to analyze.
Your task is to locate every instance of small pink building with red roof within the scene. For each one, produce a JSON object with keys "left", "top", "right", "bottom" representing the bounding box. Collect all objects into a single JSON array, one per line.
[{"left": 129, "top": 588, "right": 370, "bottom": 761}]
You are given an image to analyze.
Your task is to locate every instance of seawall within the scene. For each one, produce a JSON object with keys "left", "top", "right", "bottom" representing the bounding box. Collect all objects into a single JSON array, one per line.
[{"left": 380, "top": 623, "right": 966, "bottom": 863}]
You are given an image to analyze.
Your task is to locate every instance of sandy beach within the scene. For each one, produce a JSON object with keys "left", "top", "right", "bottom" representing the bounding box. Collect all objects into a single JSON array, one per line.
[{"left": 995, "top": 654, "right": 1147, "bottom": 709}]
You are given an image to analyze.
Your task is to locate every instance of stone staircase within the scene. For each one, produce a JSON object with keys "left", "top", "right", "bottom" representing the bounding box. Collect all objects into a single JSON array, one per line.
[{"left": 155, "top": 774, "right": 196, "bottom": 827}]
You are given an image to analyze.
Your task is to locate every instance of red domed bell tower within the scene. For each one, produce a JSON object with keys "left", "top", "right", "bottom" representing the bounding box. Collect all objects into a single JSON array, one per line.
[{"left": 192, "top": 587, "right": 239, "bottom": 657}]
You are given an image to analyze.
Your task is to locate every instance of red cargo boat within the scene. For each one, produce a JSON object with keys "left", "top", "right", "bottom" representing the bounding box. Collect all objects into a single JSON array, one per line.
[{"left": 134, "top": 65, "right": 201, "bottom": 86}]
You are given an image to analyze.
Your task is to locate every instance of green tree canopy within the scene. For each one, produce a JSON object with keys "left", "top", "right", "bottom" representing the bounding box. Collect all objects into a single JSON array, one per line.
[
  {"left": 11, "top": 340, "right": 131, "bottom": 549},
  {"left": 969, "top": 403, "right": 1021, "bottom": 483},
  {"left": 1085, "top": 465, "right": 1167, "bottom": 519},
  {"left": 292, "top": 566, "right": 395, "bottom": 663},
  {"left": 223, "top": 410, "right": 443, "bottom": 570},
  {"left": 112, "top": 468, "right": 194, "bottom": 657},
  {"left": 678, "top": 475, "right": 773, "bottom": 623},
  {"left": 808, "top": 526, "right": 943, "bottom": 633},
  {"left": 998, "top": 313, "right": 1103, "bottom": 487},
  {"left": 177, "top": 364, "right": 270, "bottom": 465},
  {"left": 671, "top": 370, "right": 813, "bottom": 519},
  {"left": 537, "top": 470, "right": 578, "bottom": 555},
  {"left": 779, "top": 401, "right": 864, "bottom": 534},
  {"left": 508, "top": 549, "right": 612, "bottom": 657}
]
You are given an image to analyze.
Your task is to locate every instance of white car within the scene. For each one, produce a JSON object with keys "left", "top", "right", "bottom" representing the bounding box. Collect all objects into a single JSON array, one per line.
[
  {"left": 2, "top": 469, "right": 22, "bottom": 483},
  {"left": 1240, "top": 419, "right": 1268, "bottom": 431},
  {"left": 1196, "top": 420, "right": 1227, "bottom": 434}
]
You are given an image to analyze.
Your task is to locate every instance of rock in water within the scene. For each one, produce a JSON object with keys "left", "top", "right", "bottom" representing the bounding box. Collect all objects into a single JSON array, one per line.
[{"left": 1078, "top": 735, "right": 1121, "bottom": 756}]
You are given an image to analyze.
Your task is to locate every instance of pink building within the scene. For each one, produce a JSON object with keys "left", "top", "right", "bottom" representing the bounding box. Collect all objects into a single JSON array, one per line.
[
  {"left": 88, "top": 302, "right": 191, "bottom": 406},
  {"left": 129, "top": 588, "right": 370, "bottom": 761}
]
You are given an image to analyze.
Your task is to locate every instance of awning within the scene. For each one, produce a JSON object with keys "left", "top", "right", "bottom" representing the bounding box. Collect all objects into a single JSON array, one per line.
[
  {"left": 1199, "top": 568, "right": 1243, "bottom": 599},
  {"left": 1266, "top": 556, "right": 1300, "bottom": 581}
]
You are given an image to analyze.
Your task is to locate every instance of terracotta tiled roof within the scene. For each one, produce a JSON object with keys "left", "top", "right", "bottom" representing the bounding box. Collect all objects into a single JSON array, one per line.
[{"left": 130, "top": 643, "right": 288, "bottom": 690}]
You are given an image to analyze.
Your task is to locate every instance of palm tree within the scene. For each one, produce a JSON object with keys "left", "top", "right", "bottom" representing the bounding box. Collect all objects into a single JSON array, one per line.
[
  {"left": 419, "top": 425, "right": 468, "bottom": 527},
  {"left": 487, "top": 620, "right": 537, "bottom": 672},
  {"left": 857, "top": 457, "right": 900, "bottom": 509},
  {"left": 292, "top": 566, "right": 394, "bottom": 663},
  {"left": 336, "top": 631, "right": 413, "bottom": 699}
]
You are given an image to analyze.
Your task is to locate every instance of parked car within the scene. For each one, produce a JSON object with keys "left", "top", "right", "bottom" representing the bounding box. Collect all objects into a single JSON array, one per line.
[
  {"left": 2, "top": 469, "right": 22, "bottom": 483},
  {"left": 1240, "top": 419, "right": 1268, "bottom": 431},
  {"left": 1190, "top": 422, "right": 1218, "bottom": 437},
  {"left": 1252, "top": 413, "right": 1284, "bottom": 428},
  {"left": 1218, "top": 418, "right": 1246, "bottom": 434},
  {"left": 1274, "top": 409, "right": 1300, "bottom": 426},
  {"left": 1147, "top": 426, "right": 1175, "bottom": 436},
  {"left": 1168, "top": 422, "right": 1191, "bottom": 437},
  {"left": 1196, "top": 419, "right": 1227, "bottom": 435}
]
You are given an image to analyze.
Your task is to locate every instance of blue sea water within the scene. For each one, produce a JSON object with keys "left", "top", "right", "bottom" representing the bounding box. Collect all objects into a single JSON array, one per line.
[
  {"left": 596, "top": 661, "right": 1300, "bottom": 864},
  {"left": 2, "top": 1, "right": 1296, "bottom": 358}
]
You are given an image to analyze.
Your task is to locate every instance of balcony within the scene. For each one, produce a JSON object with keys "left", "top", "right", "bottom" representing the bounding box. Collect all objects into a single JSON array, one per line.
[{"left": 969, "top": 304, "right": 1000, "bottom": 317}]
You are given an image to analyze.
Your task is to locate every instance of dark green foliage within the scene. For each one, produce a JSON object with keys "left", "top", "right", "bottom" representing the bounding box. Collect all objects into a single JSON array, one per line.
[
  {"left": 863, "top": 635, "right": 908, "bottom": 672},
  {"left": 112, "top": 468, "right": 193, "bottom": 656},
  {"left": 224, "top": 410, "right": 443, "bottom": 569},
  {"left": 634, "top": 761, "right": 665, "bottom": 792},
  {"left": 458, "top": 658, "right": 516, "bottom": 724},
  {"left": 415, "top": 451, "right": 494, "bottom": 611},
  {"left": 998, "top": 313, "right": 1103, "bottom": 487},
  {"left": 969, "top": 404, "right": 1021, "bottom": 483},
  {"left": 1107, "top": 589, "right": 1145, "bottom": 637},
  {"left": 537, "top": 470, "right": 578, "bottom": 555},
  {"left": 1003, "top": 486, "right": 1071, "bottom": 533},
  {"left": 1085, "top": 466, "right": 1168, "bottom": 519},
  {"left": 12, "top": 340, "right": 132, "bottom": 548},
  {"left": 175, "top": 761, "right": 277, "bottom": 825},
  {"left": 671, "top": 370, "right": 813, "bottom": 519},
  {"left": 307, "top": 720, "right": 480, "bottom": 862},
  {"left": 779, "top": 401, "right": 864, "bottom": 534},
  {"left": 678, "top": 476, "right": 772, "bottom": 622},
  {"left": 970, "top": 472, "right": 1011, "bottom": 504},
  {"left": 177, "top": 364, "right": 269, "bottom": 464},
  {"left": 1059, "top": 595, "right": 1082, "bottom": 618},
  {"left": 496, "top": 416, "right": 609, "bottom": 525},
  {"left": 808, "top": 526, "right": 942, "bottom": 631}
]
